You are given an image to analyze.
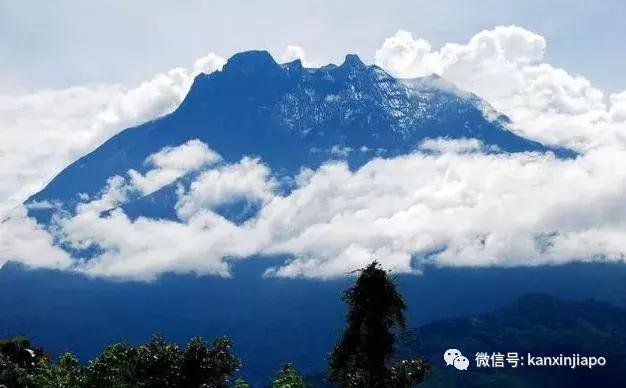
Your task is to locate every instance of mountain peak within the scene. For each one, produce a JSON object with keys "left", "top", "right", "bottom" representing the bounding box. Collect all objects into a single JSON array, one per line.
[
  {"left": 282, "top": 58, "right": 303, "bottom": 71},
  {"left": 341, "top": 54, "right": 366, "bottom": 68},
  {"left": 222, "top": 50, "right": 278, "bottom": 74}
]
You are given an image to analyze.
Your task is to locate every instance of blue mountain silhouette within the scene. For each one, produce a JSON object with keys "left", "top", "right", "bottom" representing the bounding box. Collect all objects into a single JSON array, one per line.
[{"left": 26, "top": 50, "right": 571, "bottom": 224}]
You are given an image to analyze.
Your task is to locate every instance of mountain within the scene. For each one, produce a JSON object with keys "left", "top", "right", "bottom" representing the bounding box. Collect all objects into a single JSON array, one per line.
[
  {"left": 406, "top": 294, "right": 626, "bottom": 388},
  {"left": 3, "top": 51, "right": 599, "bottom": 386},
  {"left": 26, "top": 50, "right": 569, "bottom": 224}
]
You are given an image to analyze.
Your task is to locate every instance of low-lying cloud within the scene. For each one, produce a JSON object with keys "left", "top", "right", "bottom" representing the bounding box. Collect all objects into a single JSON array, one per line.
[
  {"left": 129, "top": 139, "right": 222, "bottom": 196},
  {"left": 4, "top": 137, "right": 626, "bottom": 280},
  {"left": 0, "top": 53, "right": 226, "bottom": 213}
]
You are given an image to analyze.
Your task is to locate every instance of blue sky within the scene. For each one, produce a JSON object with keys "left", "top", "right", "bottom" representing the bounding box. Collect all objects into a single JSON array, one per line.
[{"left": 1, "top": 0, "right": 625, "bottom": 92}]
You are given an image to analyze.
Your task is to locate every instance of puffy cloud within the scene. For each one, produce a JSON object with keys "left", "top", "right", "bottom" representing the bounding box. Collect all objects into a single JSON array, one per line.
[
  {"left": 176, "top": 157, "right": 275, "bottom": 221},
  {"left": 76, "top": 175, "right": 131, "bottom": 214},
  {"left": 129, "top": 139, "right": 221, "bottom": 195},
  {"left": 375, "top": 26, "right": 546, "bottom": 78},
  {"left": 61, "top": 210, "right": 242, "bottom": 280},
  {"left": 256, "top": 145, "right": 626, "bottom": 277},
  {"left": 32, "top": 141, "right": 626, "bottom": 280},
  {"left": 0, "top": 207, "right": 73, "bottom": 270},
  {"left": 0, "top": 53, "right": 225, "bottom": 213},
  {"left": 94, "top": 53, "right": 226, "bottom": 140},
  {"left": 58, "top": 160, "right": 274, "bottom": 280},
  {"left": 0, "top": 85, "right": 120, "bottom": 213},
  {"left": 5, "top": 135, "right": 626, "bottom": 280},
  {"left": 375, "top": 26, "right": 621, "bottom": 152},
  {"left": 418, "top": 138, "right": 485, "bottom": 154},
  {"left": 192, "top": 53, "right": 227, "bottom": 75},
  {"left": 610, "top": 91, "right": 626, "bottom": 122},
  {"left": 279, "top": 45, "right": 315, "bottom": 67}
]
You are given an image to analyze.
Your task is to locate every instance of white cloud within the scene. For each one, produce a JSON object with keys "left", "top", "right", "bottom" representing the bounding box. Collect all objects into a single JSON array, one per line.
[
  {"left": 17, "top": 145, "right": 273, "bottom": 280},
  {"left": 62, "top": 209, "right": 237, "bottom": 280},
  {"left": 59, "top": 197, "right": 272, "bottom": 281},
  {"left": 129, "top": 139, "right": 221, "bottom": 195},
  {"left": 375, "top": 26, "right": 623, "bottom": 152},
  {"left": 176, "top": 157, "right": 275, "bottom": 221},
  {"left": 4, "top": 135, "right": 626, "bottom": 280},
  {"left": 418, "top": 138, "right": 485, "bottom": 154},
  {"left": 0, "top": 53, "right": 225, "bottom": 213},
  {"left": 27, "top": 142, "right": 626, "bottom": 280},
  {"left": 0, "top": 207, "right": 73, "bottom": 270},
  {"left": 0, "top": 85, "right": 120, "bottom": 213},
  {"left": 258, "top": 147, "right": 626, "bottom": 277},
  {"left": 279, "top": 45, "right": 314, "bottom": 67},
  {"left": 610, "top": 91, "right": 626, "bottom": 122},
  {"left": 75, "top": 175, "right": 131, "bottom": 215}
]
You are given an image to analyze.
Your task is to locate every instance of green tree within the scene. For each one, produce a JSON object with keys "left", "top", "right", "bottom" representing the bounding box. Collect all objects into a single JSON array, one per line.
[
  {"left": 181, "top": 336, "right": 240, "bottom": 388},
  {"left": 84, "top": 342, "right": 138, "bottom": 387},
  {"left": 1, "top": 335, "right": 242, "bottom": 388},
  {"left": 328, "top": 261, "right": 429, "bottom": 387},
  {"left": 390, "top": 358, "right": 430, "bottom": 387},
  {"left": 271, "top": 363, "right": 305, "bottom": 388},
  {"left": 134, "top": 335, "right": 183, "bottom": 387},
  {"left": 0, "top": 336, "right": 49, "bottom": 388},
  {"left": 29, "top": 353, "right": 86, "bottom": 388},
  {"left": 0, "top": 352, "right": 27, "bottom": 388},
  {"left": 234, "top": 378, "right": 251, "bottom": 388}
]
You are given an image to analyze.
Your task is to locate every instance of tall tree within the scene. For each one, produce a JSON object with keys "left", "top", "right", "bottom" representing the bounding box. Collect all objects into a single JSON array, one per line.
[
  {"left": 0, "top": 336, "right": 48, "bottom": 388},
  {"left": 328, "top": 261, "right": 429, "bottom": 387},
  {"left": 271, "top": 363, "right": 306, "bottom": 388},
  {"left": 181, "top": 336, "right": 240, "bottom": 388}
]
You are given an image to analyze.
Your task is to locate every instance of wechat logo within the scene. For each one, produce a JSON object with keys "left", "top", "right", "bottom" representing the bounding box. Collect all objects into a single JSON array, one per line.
[{"left": 444, "top": 348, "right": 469, "bottom": 370}]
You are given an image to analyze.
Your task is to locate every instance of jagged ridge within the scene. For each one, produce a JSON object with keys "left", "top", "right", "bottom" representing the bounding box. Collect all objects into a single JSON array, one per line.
[{"left": 27, "top": 50, "right": 569, "bottom": 222}]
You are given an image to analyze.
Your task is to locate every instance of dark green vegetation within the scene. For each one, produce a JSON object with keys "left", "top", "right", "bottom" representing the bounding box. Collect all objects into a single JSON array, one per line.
[
  {"left": 270, "top": 364, "right": 306, "bottom": 388},
  {"left": 406, "top": 294, "right": 626, "bottom": 388},
  {"left": 329, "top": 262, "right": 429, "bottom": 387},
  {"left": 1, "top": 335, "right": 240, "bottom": 388},
  {"left": 0, "top": 262, "right": 429, "bottom": 387}
]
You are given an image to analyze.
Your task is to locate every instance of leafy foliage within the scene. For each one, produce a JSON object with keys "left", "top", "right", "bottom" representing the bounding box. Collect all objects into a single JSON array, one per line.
[
  {"left": 328, "top": 261, "right": 429, "bottom": 387},
  {"left": 0, "top": 336, "right": 50, "bottom": 387},
  {"left": 0, "top": 335, "right": 241, "bottom": 388},
  {"left": 181, "top": 336, "right": 240, "bottom": 388},
  {"left": 84, "top": 342, "right": 138, "bottom": 387},
  {"left": 390, "top": 358, "right": 430, "bottom": 387},
  {"left": 271, "top": 363, "right": 306, "bottom": 387},
  {"left": 234, "top": 378, "right": 251, "bottom": 387},
  {"left": 29, "top": 353, "right": 86, "bottom": 388}
]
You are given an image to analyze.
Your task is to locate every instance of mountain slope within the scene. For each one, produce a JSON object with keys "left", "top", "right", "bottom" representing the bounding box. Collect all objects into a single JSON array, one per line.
[
  {"left": 26, "top": 50, "right": 567, "bottom": 223},
  {"left": 407, "top": 294, "right": 626, "bottom": 388}
]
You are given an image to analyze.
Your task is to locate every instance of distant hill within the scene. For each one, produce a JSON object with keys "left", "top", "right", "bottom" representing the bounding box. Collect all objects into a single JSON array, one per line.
[{"left": 406, "top": 294, "right": 626, "bottom": 388}]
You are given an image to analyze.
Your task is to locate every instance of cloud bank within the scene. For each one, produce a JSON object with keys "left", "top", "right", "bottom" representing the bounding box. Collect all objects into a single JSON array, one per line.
[
  {"left": 0, "top": 53, "right": 226, "bottom": 213},
  {"left": 2, "top": 28, "right": 626, "bottom": 280},
  {"left": 5, "top": 137, "right": 626, "bottom": 280},
  {"left": 375, "top": 26, "right": 626, "bottom": 152}
]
